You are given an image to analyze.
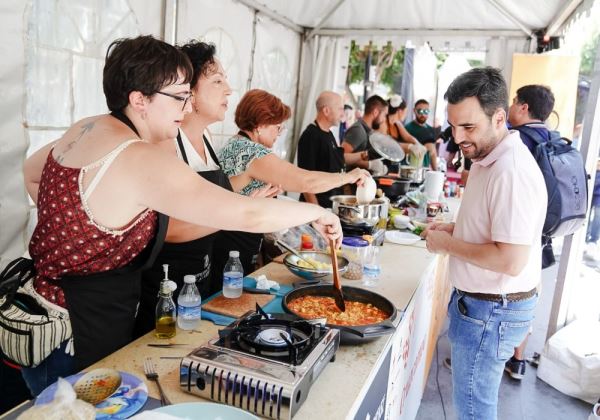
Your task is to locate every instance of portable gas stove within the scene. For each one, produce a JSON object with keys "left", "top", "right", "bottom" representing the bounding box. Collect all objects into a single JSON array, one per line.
[{"left": 180, "top": 308, "right": 340, "bottom": 419}]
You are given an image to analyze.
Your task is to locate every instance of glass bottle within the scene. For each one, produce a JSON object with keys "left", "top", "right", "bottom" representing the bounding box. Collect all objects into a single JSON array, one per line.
[{"left": 155, "top": 264, "right": 177, "bottom": 339}]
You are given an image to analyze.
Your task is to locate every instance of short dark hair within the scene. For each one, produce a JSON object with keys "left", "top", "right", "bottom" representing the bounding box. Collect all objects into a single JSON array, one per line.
[
  {"left": 516, "top": 85, "right": 555, "bottom": 121},
  {"left": 235, "top": 89, "right": 291, "bottom": 131},
  {"left": 414, "top": 99, "right": 429, "bottom": 108},
  {"left": 444, "top": 67, "right": 507, "bottom": 118},
  {"left": 179, "top": 40, "right": 217, "bottom": 89},
  {"left": 364, "top": 95, "right": 387, "bottom": 115},
  {"left": 103, "top": 35, "right": 193, "bottom": 112}
]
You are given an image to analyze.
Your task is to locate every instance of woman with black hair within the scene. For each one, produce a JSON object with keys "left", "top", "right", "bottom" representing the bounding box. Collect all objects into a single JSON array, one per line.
[{"left": 134, "top": 41, "right": 281, "bottom": 336}]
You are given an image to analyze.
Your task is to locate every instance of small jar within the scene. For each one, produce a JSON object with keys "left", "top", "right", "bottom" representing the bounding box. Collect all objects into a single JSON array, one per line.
[
  {"left": 341, "top": 237, "right": 369, "bottom": 280},
  {"left": 300, "top": 234, "right": 314, "bottom": 251}
]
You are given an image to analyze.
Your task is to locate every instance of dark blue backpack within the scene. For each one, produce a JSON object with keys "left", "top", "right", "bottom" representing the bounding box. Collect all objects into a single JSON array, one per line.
[{"left": 516, "top": 125, "right": 588, "bottom": 238}]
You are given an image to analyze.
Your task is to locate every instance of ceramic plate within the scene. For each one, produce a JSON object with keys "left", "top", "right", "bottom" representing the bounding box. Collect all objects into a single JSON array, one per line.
[
  {"left": 152, "top": 402, "right": 259, "bottom": 419},
  {"left": 385, "top": 230, "right": 421, "bottom": 245},
  {"left": 36, "top": 371, "right": 148, "bottom": 419}
]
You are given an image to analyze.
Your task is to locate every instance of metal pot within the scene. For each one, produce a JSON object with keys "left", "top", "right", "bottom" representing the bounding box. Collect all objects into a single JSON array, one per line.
[
  {"left": 413, "top": 167, "right": 429, "bottom": 183},
  {"left": 400, "top": 165, "right": 417, "bottom": 180},
  {"left": 330, "top": 195, "right": 387, "bottom": 227},
  {"left": 374, "top": 176, "right": 412, "bottom": 200},
  {"left": 282, "top": 285, "right": 398, "bottom": 344}
]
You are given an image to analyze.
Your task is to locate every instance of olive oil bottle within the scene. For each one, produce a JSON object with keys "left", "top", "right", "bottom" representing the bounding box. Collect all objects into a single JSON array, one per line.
[{"left": 155, "top": 264, "right": 177, "bottom": 339}]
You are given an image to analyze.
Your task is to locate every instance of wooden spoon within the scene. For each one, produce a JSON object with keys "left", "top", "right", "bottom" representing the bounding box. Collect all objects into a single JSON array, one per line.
[{"left": 329, "top": 239, "right": 346, "bottom": 312}]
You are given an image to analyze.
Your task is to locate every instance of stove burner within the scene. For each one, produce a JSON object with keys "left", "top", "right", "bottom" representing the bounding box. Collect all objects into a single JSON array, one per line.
[
  {"left": 257, "top": 328, "right": 291, "bottom": 346},
  {"left": 216, "top": 307, "right": 325, "bottom": 365}
]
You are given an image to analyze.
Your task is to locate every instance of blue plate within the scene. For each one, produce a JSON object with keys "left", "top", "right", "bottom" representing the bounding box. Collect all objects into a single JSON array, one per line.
[
  {"left": 152, "top": 402, "right": 259, "bottom": 419},
  {"left": 35, "top": 371, "right": 148, "bottom": 419}
]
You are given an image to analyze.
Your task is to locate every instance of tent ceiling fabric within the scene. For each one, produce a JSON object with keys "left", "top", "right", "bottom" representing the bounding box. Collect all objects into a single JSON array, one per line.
[{"left": 255, "top": 0, "right": 565, "bottom": 34}]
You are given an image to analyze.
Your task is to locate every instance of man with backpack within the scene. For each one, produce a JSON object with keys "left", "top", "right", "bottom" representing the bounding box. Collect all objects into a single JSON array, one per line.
[
  {"left": 505, "top": 84, "right": 588, "bottom": 380},
  {"left": 509, "top": 84, "right": 587, "bottom": 266}
]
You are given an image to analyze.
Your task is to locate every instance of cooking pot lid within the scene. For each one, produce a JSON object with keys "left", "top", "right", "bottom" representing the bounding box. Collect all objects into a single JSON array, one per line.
[{"left": 369, "top": 132, "right": 406, "bottom": 162}]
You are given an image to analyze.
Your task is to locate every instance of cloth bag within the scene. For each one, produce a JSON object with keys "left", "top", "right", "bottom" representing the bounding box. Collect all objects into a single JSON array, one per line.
[
  {"left": 0, "top": 258, "right": 72, "bottom": 367},
  {"left": 537, "top": 319, "right": 600, "bottom": 404}
]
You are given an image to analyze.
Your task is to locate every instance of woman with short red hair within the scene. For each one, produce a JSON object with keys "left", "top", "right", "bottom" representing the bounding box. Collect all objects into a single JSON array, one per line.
[{"left": 216, "top": 89, "right": 369, "bottom": 273}]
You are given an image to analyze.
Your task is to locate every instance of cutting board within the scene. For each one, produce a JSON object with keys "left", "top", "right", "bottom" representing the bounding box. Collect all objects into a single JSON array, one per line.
[{"left": 202, "top": 293, "right": 275, "bottom": 318}]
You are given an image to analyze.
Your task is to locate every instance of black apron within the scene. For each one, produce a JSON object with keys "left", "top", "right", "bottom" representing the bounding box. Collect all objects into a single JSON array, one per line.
[
  {"left": 60, "top": 110, "right": 169, "bottom": 371},
  {"left": 211, "top": 130, "right": 264, "bottom": 279},
  {"left": 134, "top": 131, "right": 233, "bottom": 337}
]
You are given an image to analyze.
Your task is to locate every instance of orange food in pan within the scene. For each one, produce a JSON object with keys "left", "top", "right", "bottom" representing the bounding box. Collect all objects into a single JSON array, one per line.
[{"left": 287, "top": 296, "right": 389, "bottom": 326}]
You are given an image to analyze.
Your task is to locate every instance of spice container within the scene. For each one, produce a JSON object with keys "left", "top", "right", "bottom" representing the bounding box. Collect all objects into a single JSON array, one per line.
[
  {"left": 341, "top": 237, "right": 369, "bottom": 280},
  {"left": 300, "top": 234, "right": 314, "bottom": 250}
]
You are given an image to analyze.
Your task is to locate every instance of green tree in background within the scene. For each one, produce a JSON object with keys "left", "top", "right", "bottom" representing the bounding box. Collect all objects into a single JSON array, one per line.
[
  {"left": 580, "top": 32, "right": 600, "bottom": 77},
  {"left": 347, "top": 41, "right": 404, "bottom": 91}
]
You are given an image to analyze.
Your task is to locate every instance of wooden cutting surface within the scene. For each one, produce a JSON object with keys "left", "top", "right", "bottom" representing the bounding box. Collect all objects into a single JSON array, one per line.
[{"left": 202, "top": 293, "right": 274, "bottom": 318}]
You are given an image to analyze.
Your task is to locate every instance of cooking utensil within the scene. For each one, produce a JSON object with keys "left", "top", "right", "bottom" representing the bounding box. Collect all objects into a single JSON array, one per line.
[
  {"left": 276, "top": 239, "right": 318, "bottom": 269},
  {"left": 375, "top": 176, "right": 412, "bottom": 200},
  {"left": 73, "top": 368, "right": 122, "bottom": 405},
  {"left": 283, "top": 251, "right": 349, "bottom": 280},
  {"left": 282, "top": 285, "right": 399, "bottom": 344},
  {"left": 143, "top": 357, "right": 171, "bottom": 406},
  {"left": 147, "top": 343, "right": 188, "bottom": 348},
  {"left": 330, "top": 195, "right": 387, "bottom": 227},
  {"left": 329, "top": 239, "right": 346, "bottom": 312},
  {"left": 369, "top": 131, "right": 406, "bottom": 162}
]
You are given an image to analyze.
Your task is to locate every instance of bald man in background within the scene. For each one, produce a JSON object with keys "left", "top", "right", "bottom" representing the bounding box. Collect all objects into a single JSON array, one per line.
[{"left": 297, "top": 91, "right": 366, "bottom": 207}]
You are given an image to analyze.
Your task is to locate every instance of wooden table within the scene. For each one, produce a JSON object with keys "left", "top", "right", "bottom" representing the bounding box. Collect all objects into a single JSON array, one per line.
[{"left": 83, "top": 237, "right": 449, "bottom": 419}]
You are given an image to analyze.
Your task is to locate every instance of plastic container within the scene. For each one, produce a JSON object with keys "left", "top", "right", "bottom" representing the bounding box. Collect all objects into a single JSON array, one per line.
[
  {"left": 177, "top": 275, "right": 201, "bottom": 330},
  {"left": 300, "top": 234, "right": 314, "bottom": 250},
  {"left": 223, "top": 250, "right": 243, "bottom": 298},
  {"left": 362, "top": 246, "right": 381, "bottom": 287},
  {"left": 341, "top": 237, "right": 369, "bottom": 280}
]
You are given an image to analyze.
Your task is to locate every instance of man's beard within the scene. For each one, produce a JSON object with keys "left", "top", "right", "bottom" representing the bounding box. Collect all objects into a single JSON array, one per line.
[{"left": 372, "top": 120, "right": 381, "bottom": 130}]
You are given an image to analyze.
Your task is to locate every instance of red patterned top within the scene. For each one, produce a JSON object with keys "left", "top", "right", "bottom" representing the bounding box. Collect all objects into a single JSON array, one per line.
[{"left": 29, "top": 147, "right": 157, "bottom": 308}]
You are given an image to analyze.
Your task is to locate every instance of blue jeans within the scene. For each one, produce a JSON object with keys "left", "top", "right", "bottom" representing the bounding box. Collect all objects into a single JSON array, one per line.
[
  {"left": 448, "top": 289, "right": 538, "bottom": 420},
  {"left": 20, "top": 340, "right": 75, "bottom": 397},
  {"left": 587, "top": 204, "right": 600, "bottom": 243}
]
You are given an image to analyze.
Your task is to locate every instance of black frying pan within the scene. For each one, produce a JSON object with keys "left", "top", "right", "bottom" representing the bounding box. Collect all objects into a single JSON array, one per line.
[{"left": 282, "top": 285, "right": 399, "bottom": 344}]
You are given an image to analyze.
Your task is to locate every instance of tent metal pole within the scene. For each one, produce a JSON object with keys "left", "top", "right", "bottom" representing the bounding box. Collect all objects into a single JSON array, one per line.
[
  {"left": 485, "top": 0, "right": 534, "bottom": 38},
  {"left": 246, "top": 9, "right": 258, "bottom": 90},
  {"left": 546, "top": 0, "right": 583, "bottom": 37},
  {"left": 289, "top": 31, "right": 308, "bottom": 164},
  {"left": 162, "top": 0, "right": 178, "bottom": 44},
  {"left": 546, "top": 41, "right": 600, "bottom": 340},
  {"left": 305, "top": 0, "right": 346, "bottom": 42},
  {"left": 235, "top": 0, "right": 303, "bottom": 33},
  {"left": 311, "top": 28, "right": 526, "bottom": 38}
]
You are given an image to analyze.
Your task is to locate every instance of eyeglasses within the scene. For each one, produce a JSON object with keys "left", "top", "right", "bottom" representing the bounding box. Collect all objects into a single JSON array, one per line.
[
  {"left": 156, "top": 91, "right": 193, "bottom": 110},
  {"left": 416, "top": 109, "right": 430, "bottom": 115}
]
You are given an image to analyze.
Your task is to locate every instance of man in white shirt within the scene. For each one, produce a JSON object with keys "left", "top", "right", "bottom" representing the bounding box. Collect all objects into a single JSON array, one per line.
[{"left": 423, "top": 67, "right": 547, "bottom": 420}]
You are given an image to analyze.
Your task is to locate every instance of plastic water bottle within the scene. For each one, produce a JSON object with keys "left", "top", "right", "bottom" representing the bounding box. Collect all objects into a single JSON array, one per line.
[
  {"left": 223, "top": 250, "right": 243, "bottom": 298},
  {"left": 177, "top": 275, "right": 202, "bottom": 330},
  {"left": 362, "top": 246, "right": 381, "bottom": 287}
]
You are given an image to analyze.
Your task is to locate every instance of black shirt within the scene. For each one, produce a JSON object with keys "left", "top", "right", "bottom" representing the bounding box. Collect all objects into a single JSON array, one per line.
[{"left": 297, "top": 122, "right": 345, "bottom": 208}]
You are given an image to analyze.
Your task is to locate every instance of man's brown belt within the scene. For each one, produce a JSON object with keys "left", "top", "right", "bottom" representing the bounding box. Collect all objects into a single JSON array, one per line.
[{"left": 457, "top": 287, "right": 537, "bottom": 303}]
